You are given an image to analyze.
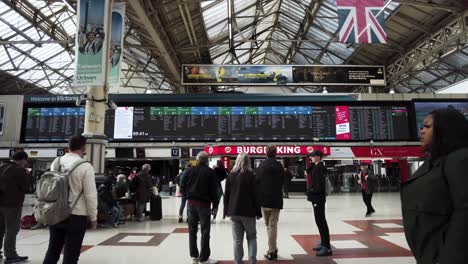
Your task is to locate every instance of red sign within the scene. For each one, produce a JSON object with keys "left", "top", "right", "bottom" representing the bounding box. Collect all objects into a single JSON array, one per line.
[
  {"left": 350, "top": 146, "right": 424, "bottom": 158},
  {"left": 205, "top": 145, "right": 425, "bottom": 158},
  {"left": 335, "top": 106, "right": 351, "bottom": 140},
  {"left": 205, "top": 145, "right": 329, "bottom": 156}
]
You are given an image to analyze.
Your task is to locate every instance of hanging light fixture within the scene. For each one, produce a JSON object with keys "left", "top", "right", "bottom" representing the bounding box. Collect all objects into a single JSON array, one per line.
[
  {"left": 322, "top": 87, "right": 328, "bottom": 94},
  {"left": 389, "top": 88, "right": 395, "bottom": 94}
]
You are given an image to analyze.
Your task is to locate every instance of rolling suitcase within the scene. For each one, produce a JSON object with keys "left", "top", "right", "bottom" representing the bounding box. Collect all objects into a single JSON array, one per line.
[{"left": 150, "top": 194, "right": 162, "bottom": 221}]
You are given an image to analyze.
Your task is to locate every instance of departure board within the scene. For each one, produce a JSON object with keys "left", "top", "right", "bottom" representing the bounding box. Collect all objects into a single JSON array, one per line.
[
  {"left": 22, "top": 104, "right": 412, "bottom": 142},
  {"left": 23, "top": 107, "right": 85, "bottom": 142}
]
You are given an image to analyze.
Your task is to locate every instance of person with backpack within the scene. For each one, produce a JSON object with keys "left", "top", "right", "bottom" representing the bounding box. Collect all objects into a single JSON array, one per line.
[
  {"left": 306, "top": 150, "right": 332, "bottom": 257},
  {"left": 0, "top": 151, "right": 31, "bottom": 264},
  {"left": 98, "top": 178, "right": 121, "bottom": 228},
  {"left": 42, "top": 135, "right": 98, "bottom": 264}
]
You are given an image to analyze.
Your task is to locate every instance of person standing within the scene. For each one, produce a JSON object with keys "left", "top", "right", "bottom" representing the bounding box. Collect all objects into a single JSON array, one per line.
[
  {"left": 306, "top": 150, "right": 332, "bottom": 257},
  {"left": 134, "top": 164, "right": 152, "bottom": 222},
  {"left": 224, "top": 152, "right": 261, "bottom": 264},
  {"left": 213, "top": 160, "right": 228, "bottom": 221},
  {"left": 176, "top": 164, "right": 192, "bottom": 223},
  {"left": 255, "top": 145, "right": 284, "bottom": 261},
  {"left": 180, "top": 152, "right": 219, "bottom": 264},
  {"left": 0, "top": 151, "right": 31, "bottom": 264},
  {"left": 283, "top": 167, "right": 293, "bottom": 199},
  {"left": 402, "top": 108, "right": 468, "bottom": 264},
  {"left": 43, "top": 135, "right": 98, "bottom": 264},
  {"left": 357, "top": 163, "right": 376, "bottom": 217}
]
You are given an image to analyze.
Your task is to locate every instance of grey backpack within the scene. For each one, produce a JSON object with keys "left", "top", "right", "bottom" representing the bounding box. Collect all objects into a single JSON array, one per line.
[{"left": 34, "top": 157, "right": 89, "bottom": 225}]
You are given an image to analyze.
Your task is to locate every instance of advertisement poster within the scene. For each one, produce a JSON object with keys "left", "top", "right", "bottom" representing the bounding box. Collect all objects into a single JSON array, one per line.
[
  {"left": 335, "top": 106, "right": 350, "bottom": 140},
  {"left": 0, "top": 103, "right": 5, "bottom": 136},
  {"left": 108, "top": 3, "right": 125, "bottom": 90},
  {"left": 182, "top": 65, "right": 293, "bottom": 85},
  {"left": 74, "top": 0, "right": 109, "bottom": 85},
  {"left": 182, "top": 64, "right": 385, "bottom": 86},
  {"left": 113, "top": 107, "right": 133, "bottom": 139},
  {"left": 292, "top": 65, "right": 386, "bottom": 86}
]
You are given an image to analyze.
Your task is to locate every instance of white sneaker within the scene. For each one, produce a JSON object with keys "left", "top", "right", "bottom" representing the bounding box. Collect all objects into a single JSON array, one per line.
[
  {"left": 199, "top": 259, "right": 217, "bottom": 264},
  {"left": 191, "top": 258, "right": 199, "bottom": 264}
]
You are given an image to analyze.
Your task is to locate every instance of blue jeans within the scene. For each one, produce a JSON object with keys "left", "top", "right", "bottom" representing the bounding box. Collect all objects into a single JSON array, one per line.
[
  {"left": 231, "top": 216, "right": 257, "bottom": 264},
  {"left": 109, "top": 206, "right": 121, "bottom": 226},
  {"left": 188, "top": 204, "right": 211, "bottom": 262}
]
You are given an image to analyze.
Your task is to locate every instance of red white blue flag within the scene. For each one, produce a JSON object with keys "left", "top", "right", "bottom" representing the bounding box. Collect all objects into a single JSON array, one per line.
[{"left": 336, "top": 0, "right": 387, "bottom": 44}]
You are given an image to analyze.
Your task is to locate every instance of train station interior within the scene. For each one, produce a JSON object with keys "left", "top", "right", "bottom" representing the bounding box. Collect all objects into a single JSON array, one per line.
[{"left": 0, "top": 0, "right": 468, "bottom": 263}]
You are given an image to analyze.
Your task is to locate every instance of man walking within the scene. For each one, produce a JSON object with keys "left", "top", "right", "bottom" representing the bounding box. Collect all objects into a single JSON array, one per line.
[
  {"left": 255, "top": 145, "right": 284, "bottom": 261},
  {"left": 0, "top": 151, "right": 31, "bottom": 264},
  {"left": 181, "top": 152, "right": 219, "bottom": 264},
  {"left": 357, "top": 163, "right": 377, "bottom": 217},
  {"left": 43, "top": 135, "right": 98, "bottom": 264},
  {"left": 306, "top": 150, "right": 332, "bottom": 257}
]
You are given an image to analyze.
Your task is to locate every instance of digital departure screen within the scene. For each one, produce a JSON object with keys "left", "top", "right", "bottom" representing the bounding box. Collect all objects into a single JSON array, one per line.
[
  {"left": 23, "top": 107, "right": 85, "bottom": 142},
  {"left": 22, "top": 104, "right": 412, "bottom": 142},
  {"left": 414, "top": 101, "right": 468, "bottom": 137}
]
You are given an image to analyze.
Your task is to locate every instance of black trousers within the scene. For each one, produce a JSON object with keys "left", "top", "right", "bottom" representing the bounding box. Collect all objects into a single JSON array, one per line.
[
  {"left": 188, "top": 204, "right": 211, "bottom": 262},
  {"left": 312, "top": 201, "right": 330, "bottom": 249},
  {"left": 362, "top": 190, "right": 375, "bottom": 214},
  {"left": 0, "top": 206, "right": 22, "bottom": 259},
  {"left": 43, "top": 215, "right": 87, "bottom": 264}
]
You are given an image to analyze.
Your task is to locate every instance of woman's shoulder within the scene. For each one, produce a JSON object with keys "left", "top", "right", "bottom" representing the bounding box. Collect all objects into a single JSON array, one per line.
[{"left": 445, "top": 147, "right": 468, "bottom": 164}]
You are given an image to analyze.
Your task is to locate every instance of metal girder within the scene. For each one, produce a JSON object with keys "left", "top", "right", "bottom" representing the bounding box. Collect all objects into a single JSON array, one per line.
[
  {"left": 387, "top": 9, "right": 468, "bottom": 84},
  {"left": 393, "top": 0, "right": 463, "bottom": 13},
  {"left": 2, "top": 0, "right": 73, "bottom": 49},
  {"left": 127, "top": 0, "right": 182, "bottom": 92},
  {"left": 284, "top": 0, "right": 322, "bottom": 64}
]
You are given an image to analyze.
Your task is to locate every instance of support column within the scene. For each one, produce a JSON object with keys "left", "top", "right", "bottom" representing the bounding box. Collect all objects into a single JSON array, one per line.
[
  {"left": 83, "top": 85, "right": 108, "bottom": 177},
  {"left": 82, "top": 0, "right": 113, "bottom": 177}
]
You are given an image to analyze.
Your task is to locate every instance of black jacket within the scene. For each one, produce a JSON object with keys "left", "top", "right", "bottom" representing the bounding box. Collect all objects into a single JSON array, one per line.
[
  {"left": 401, "top": 147, "right": 468, "bottom": 264},
  {"left": 306, "top": 162, "right": 327, "bottom": 203},
  {"left": 134, "top": 172, "right": 153, "bottom": 203},
  {"left": 255, "top": 158, "right": 284, "bottom": 209},
  {"left": 224, "top": 170, "right": 261, "bottom": 218},
  {"left": 181, "top": 164, "right": 219, "bottom": 207},
  {"left": 214, "top": 166, "right": 228, "bottom": 186},
  {"left": 358, "top": 169, "right": 377, "bottom": 194},
  {"left": 0, "top": 162, "right": 31, "bottom": 207}
]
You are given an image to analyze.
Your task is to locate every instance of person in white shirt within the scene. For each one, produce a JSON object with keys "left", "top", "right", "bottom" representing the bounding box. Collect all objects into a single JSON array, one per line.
[{"left": 43, "top": 135, "right": 97, "bottom": 264}]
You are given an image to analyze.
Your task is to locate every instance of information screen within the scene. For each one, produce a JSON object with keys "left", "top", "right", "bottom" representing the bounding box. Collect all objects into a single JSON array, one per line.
[
  {"left": 23, "top": 104, "right": 412, "bottom": 142},
  {"left": 414, "top": 101, "right": 468, "bottom": 137},
  {"left": 23, "top": 107, "right": 85, "bottom": 142}
]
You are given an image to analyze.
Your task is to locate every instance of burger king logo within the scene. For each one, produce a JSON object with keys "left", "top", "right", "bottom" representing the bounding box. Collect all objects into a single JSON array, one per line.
[{"left": 225, "top": 146, "right": 232, "bottom": 154}]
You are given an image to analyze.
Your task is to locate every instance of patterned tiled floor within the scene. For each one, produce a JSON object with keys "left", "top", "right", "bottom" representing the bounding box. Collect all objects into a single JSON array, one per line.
[{"left": 16, "top": 193, "right": 416, "bottom": 264}]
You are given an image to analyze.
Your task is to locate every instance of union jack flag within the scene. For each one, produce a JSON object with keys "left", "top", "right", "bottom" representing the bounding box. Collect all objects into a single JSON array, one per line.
[{"left": 336, "top": 0, "right": 387, "bottom": 44}]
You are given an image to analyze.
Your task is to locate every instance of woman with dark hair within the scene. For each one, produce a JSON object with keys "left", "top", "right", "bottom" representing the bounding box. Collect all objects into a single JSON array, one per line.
[{"left": 401, "top": 107, "right": 468, "bottom": 264}]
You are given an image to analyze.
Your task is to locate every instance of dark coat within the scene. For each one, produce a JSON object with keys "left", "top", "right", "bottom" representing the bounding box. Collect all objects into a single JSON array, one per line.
[
  {"left": 181, "top": 164, "right": 219, "bottom": 207},
  {"left": 359, "top": 169, "right": 377, "bottom": 195},
  {"left": 255, "top": 158, "right": 284, "bottom": 209},
  {"left": 401, "top": 147, "right": 468, "bottom": 264},
  {"left": 134, "top": 172, "right": 153, "bottom": 203},
  {"left": 224, "top": 170, "right": 261, "bottom": 218},
  {"left": 306, "top": 162, "right": 327, "bottom": 203},
  {"left": 0, "top": 162, "right": 31, "bottom": 207}
]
